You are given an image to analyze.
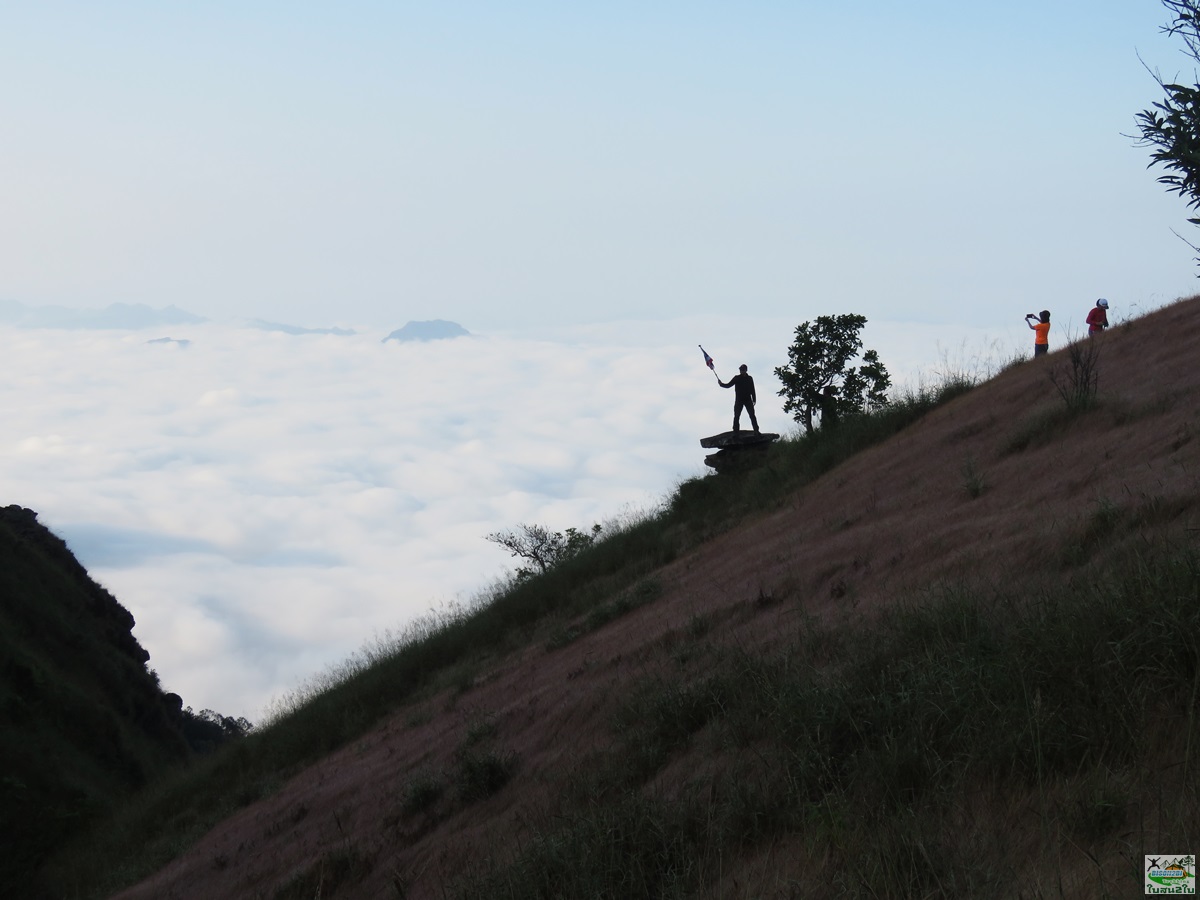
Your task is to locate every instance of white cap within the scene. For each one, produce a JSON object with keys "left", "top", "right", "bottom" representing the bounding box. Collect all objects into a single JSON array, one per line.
[{"left": 1097, "top": 298, "right": 1109, "bottom": 308}]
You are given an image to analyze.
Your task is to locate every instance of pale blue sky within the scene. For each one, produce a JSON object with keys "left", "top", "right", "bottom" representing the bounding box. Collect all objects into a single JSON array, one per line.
[{"left": 2, "top": 2, "right": 1197, "bottom": 331}]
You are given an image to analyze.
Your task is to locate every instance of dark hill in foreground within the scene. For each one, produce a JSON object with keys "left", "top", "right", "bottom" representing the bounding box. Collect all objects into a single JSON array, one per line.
[{"left": 0, "top": 506, "right": 245, "bottom": 895}]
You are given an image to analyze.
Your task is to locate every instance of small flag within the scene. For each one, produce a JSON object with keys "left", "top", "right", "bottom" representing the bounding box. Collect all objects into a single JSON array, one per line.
[{"left": 699, "top": 345, "right": 715, "bottom": 370}]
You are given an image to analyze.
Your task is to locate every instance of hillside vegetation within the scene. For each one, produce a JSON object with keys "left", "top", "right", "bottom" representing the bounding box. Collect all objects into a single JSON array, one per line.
[{"left": 29, "top": 297, "right": 1200, "bottom": 898}]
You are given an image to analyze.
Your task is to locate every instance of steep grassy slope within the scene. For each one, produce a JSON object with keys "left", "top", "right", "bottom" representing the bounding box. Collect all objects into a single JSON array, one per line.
[
  {"left": 47, "top": 296, "right": 1200, "bottom": 898},
  {"left": 0, "top": 506, "right": 244, "bottom": 897}
]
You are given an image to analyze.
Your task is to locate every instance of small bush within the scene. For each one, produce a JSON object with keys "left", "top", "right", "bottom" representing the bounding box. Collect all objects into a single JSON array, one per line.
[
  {"left": 401, "top": 771, "right": 445, "bottom": 816},
  {"left": 1062, "top": 497, "right": 1124, "bottom": 566},
  {"left": 455, "top": 748, "right": 518, "bottom": 803},
  {"left": 961, "top": 454, "right": 987, "bottom": 499},
  {"left": 1048, "top": 337, "right": 1101, "bottom": 413},
  {"left": 462, "top": 714, "right": 498, "bottom": 748}
]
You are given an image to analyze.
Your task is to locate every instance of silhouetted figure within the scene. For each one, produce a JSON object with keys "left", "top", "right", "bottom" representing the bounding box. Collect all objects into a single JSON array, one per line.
[{"left": 719, "top": 364, "right": 759, "bottom": 433}]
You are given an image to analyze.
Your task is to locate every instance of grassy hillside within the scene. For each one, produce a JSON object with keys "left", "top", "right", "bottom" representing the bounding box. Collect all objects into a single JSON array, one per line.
[
  {"left": 0, "top": 505, "right": 246, "bottom": 897},
  {"left": 35, "top": 296, "right": 1200, "bottom": 898}
]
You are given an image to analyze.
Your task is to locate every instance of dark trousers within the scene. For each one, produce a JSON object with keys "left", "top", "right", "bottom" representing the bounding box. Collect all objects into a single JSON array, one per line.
[
  {"left": 734, "top": 398, "right": 759, "bottom": 431},
  {"left": 1034, "top": 344, "right": 1048, "bottom": 357}
]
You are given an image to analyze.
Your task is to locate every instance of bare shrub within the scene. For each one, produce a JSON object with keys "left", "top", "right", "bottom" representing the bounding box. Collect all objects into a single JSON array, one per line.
[{"left": 1048, "top": 336, "right": 1101, "bottom": 413}]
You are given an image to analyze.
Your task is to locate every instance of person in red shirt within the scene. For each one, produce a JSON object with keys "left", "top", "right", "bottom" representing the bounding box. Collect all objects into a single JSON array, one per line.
[
  {"left": 1086, "top": 298, "right": 1109, "bottom": 336},
  {"left": 1025, "top": 310, "right": 1051, "bottom": 356}
]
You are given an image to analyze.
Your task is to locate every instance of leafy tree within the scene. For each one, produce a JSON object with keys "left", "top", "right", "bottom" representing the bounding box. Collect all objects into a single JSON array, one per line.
[
  {"left": 774, "top": 313, "right": 891, "bottom": 435},
  {"left": 1136, "top": 1, "right": 1200, "bottom": 251},
  {"left": 179, "top": 707, "right": 253, "bottom": 753},
  {"left": 486, "top": 523, "right": 602, "bottom": 581}
]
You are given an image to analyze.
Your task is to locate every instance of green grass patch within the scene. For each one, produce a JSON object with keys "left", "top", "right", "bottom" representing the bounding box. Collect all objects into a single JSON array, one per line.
[{"left": 546, "top": 578, "right": 663, "bottom": 650}]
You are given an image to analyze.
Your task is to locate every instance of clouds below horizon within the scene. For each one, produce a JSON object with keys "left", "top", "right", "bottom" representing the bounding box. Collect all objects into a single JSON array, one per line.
[
  {"left": 2, "top": 321, "right": 733, "bottom": 718},
  {"left": 0, "top": 312, "right": 1107, "bottom": 718}
]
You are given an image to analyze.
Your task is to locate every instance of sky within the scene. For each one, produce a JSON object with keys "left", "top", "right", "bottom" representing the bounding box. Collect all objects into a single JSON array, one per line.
[
  {"left": 3, "top": 2, "right": 1200, "bottom": 718},
  {"left": 3, "top": 1, "right": 1199, "bottom": 331}
]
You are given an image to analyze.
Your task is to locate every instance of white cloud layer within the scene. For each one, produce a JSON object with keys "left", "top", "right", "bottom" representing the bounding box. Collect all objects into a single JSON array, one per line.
[{"left": 0, "top": 315, "right": 1063, "bottom": 718}]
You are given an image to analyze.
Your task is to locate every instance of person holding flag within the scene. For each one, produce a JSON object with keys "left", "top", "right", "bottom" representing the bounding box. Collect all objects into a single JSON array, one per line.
[
  {"left": 720, "top": 364, "right": 760, "bottom": 433},
  {"left": 700, "top": 346, "right": 760, "bottom": 433}
]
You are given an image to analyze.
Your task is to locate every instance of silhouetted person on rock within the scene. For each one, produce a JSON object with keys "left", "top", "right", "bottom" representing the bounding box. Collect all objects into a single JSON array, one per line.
[{"left": 719, "top": 364, "right": 759, "bottom": 433}]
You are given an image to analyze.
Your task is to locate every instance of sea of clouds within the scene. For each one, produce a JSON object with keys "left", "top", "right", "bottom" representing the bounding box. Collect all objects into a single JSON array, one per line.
[{"left": 0, "top": 316, "right": 1019, "bottom": 719}]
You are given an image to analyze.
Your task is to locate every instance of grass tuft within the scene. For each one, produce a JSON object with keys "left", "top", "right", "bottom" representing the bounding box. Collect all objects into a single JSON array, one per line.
[{"left": 454, "top": 748, "right": 518, "bottom": 804}]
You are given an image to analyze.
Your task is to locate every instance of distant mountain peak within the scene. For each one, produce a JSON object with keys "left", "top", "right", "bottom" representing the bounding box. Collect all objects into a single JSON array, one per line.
[{"left": 382, "top": 319, "right": 470, "bottom": 343}]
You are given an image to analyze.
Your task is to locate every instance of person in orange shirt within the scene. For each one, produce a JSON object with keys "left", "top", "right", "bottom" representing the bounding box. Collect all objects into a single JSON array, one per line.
[{"left": 1024, "top": 310, "right": 1051, "bottom": 356}]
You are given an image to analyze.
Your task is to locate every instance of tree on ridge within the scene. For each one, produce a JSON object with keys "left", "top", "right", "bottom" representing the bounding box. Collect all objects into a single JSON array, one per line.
[{"left": 774, "top": 313, "right": 890, "bottom": 435}]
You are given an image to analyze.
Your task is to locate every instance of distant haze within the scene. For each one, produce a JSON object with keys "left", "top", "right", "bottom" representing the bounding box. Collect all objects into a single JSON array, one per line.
[{"left": 0, "top": 300, "right": 206, "bottom": 330}]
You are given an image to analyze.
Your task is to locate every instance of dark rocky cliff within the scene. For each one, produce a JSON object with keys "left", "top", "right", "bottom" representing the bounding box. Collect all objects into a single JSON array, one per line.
[{"left": 0, "top": 505, "right": 241, "bottom": 895}]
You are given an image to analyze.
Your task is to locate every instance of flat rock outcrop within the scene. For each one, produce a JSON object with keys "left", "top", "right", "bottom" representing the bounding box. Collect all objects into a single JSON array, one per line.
[{"left": 700, "top": 430, "right": 780, "bottom": 470}]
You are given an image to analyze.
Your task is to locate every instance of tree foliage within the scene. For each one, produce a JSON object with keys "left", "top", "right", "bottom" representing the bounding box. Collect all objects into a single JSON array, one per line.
[
  {"left": 486, "top": 523, "right": 602, "bottom": 581},
  {"left": 773, "top": 313, "right": 891, "bottom": 435},
  {"left": 180, "top": 707, "right": 254, "bottom": 752},
  {"left": 1137, "top": 1, "right": 1200, "bottom": 247}
]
